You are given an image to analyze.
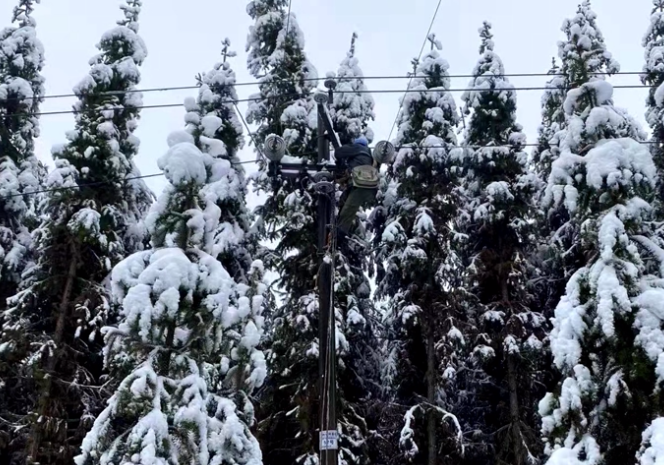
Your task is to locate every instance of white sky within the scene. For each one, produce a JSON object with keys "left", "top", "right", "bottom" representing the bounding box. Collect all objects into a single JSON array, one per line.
[{"left": 0, "top": 0, "right": 653, "bottom": 206}]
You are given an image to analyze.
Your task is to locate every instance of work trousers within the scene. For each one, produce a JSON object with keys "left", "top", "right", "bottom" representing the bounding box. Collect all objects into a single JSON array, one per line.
[{"left": 337, "top": 186, "right": 377, "bottom": 235}]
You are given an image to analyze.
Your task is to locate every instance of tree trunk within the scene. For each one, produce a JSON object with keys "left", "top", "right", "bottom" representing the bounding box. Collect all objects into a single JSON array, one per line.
[
  {"left": 507, "top": 354, "right": 523, "bottom": 462},
  {"left": 426, "top": 320, "right": 436, "bottom": 465},
  {"left": 27, "top": 241, "right": 79, "bottom": 463},
  {"left": 502, "top": 276, "right": 523, "bottom": 463}
]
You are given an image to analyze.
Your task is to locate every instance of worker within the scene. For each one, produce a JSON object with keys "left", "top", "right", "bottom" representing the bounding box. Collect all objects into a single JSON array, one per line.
[{"left": 334, "top": 135, "right": 379, "bottom": 246}]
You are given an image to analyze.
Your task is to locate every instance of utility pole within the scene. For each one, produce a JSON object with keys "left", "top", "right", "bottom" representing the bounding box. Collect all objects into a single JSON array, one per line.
[
  {"left": 315, "top": 77, "right": 338, "bottom": 465},
  {"left": 261, "top": 77, "right": 394, "bottom": 465}
]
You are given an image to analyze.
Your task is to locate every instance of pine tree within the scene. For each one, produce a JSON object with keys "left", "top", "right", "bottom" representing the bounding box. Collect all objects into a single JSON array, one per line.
[
  {"left": 532, "top": 58, "right": 566, "bottom": 200},
  {"left": 455, "top": 22, "right": 544, "bottom": 465},
  {"left": 328, "top": 31, "right": 384, "bottom": 464},
  {"left": 0, "top": 2, "right": 153, "bottom": 463},
  {"left": 75, "top": 133, "right": 265, "bottom": 465},
  {"left": 245, "top": 2, "right": 324, "bottom": 464},
  {"left": 642, "top": 0, "right": 664, "bottom": 205},
  {"left": 183, "top": 38, "right": 255, "bottom": 283},
  {"left": 182, "top": 37, "right": 267, "bottom": 427},
  {"left": 330, "top": 32, "right": 375, "bottom": 144},
  {"left": 247, "top": 2, "right": 376, "bottom": 463},
  {"left": 539, "top": 3, "right": 664, "bottom": 464},
  {"left": 373, "top": 34, "right": 464, "bottom": 465},
  {"left": 246, "top": 0, "right": 317, "bottom": 157},
  {"left": 0, "top": 0, "right": 45, "bottom": 312},
  {"left": 528, "top": 59, "right": 569, "bottom": 352}
]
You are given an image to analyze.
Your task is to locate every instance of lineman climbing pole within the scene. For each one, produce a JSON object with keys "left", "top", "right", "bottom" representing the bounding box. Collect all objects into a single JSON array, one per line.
[{"left": 262, "top": 77, "right": 394, "bottom": 465}]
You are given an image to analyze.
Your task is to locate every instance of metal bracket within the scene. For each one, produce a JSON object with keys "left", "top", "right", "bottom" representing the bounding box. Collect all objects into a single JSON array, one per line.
[
  {"left": 312, "top": 171, "right": 333, "bottom": 183},
  {"left": 314, "top": 181, "right": 335, "bottom": 195}
]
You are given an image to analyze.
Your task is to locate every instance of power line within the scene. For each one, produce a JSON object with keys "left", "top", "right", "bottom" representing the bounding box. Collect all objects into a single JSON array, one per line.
[
  {"left": 0, "top": 159, "right": 257, "bottom": 200},
  {"left": 11, "top": 83, "right": 649, "bottom": 120},
  {"left": 233, "top": 101, "right": 267, "bottom": 163},
  {"left": 0, "top": 70, "right": 650, "bottom": 105},
  {"left": 388, "top": 0, "right": 442, "bottom": 143}
]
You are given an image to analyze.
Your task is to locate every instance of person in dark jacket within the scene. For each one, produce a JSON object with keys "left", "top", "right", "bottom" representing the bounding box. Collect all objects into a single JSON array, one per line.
[{"left": 334, "top": 136, "right": 377, "bottom": 243}]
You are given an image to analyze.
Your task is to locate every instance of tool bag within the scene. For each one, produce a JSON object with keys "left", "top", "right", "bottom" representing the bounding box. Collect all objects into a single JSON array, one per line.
[{"left": 351, "top": 165, "right": 379, "bottom": 188}]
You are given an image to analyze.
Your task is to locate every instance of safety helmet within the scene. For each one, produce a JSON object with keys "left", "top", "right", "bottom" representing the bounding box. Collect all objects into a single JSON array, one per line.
[{"left": 353, "top": 136, "right": 369, "bottom": 147}]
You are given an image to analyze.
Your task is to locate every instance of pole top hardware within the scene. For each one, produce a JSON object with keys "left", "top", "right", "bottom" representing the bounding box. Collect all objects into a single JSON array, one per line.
[{"left": 264, "top": 133, "right": 287, "bottom": 162}]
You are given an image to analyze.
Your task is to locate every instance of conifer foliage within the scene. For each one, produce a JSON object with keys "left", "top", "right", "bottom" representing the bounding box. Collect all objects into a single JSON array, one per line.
[
  {"left": 457, "top": 21, "right": 543, "bottom": 465},
  {"left": 539, "top": 3, "right": 664, "bottom": 465},
  {"left": 375, "top": 34, "right": 465, "bottom": 465},
  {"left": 329, "top": 32, "right": 383, "bottom": 465},
  {"left": 75, "top": 134, "right": 265, "bottom": 465},
  {"left": 76, "top": 39, "right": 266, "bottom": 465},
  {"left": 245, "top": 2, "right": 325, "bottom": 463},
  {"left": 330, "top": 32, "right": 376, "bottom": 144},
  {"left": 0, "top": 2, "right": 153, "bottom": 463},
  {"left": 0, "top": 0, "right": 45, "bottom": 310},
  {"left": 184, "top": 38, "right": 255, "bottom": 283},
  {"left": 642, "top": 0, "right": 664, "bottom": 204}
]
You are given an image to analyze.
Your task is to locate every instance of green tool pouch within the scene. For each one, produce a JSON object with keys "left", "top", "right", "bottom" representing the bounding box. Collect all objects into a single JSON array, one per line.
[{"left": 351, "top": 165, "right": 379, "bottom": 188}]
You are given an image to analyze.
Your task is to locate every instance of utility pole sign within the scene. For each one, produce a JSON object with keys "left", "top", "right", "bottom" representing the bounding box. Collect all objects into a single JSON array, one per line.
[{"left": 320, "top": 430, "right": 339, "bottom": 451}]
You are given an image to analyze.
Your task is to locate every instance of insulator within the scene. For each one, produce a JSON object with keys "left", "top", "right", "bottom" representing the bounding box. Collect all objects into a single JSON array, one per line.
[{"left": 373, "top": 140, "right": 396, "bottom": 165}]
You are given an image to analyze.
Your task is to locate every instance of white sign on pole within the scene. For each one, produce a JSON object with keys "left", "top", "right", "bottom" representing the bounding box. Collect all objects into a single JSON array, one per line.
[{"left": 320, "top": 430, "right": 338, "bottom": 451}]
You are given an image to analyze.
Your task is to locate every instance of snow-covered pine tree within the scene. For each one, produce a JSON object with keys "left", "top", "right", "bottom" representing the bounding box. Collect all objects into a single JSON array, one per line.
[
  {"left": 0, "top": 2, "right": 154, "bottom": 463},
  {"left": 75, "top": 131, "right": 265, "bottom": 465},
  {"left": 531, "top": 58, "right": 566, "bottom": 190},
  {"left": 539, "top": 3, "right": 664, "bottom": 464},
  {"left": 374, "top": 34, "right": 465, "bottom": 465},
  {"left": 181, "top": 38, "right": 267, "bottom": 427},
  {"left": 0, "top": 0, "right": 45, "bottom": 312},
  {"left": 642, "top": 0, "right": 664, "bottom": 205},
  {"left": 455, "top": 21, "right": 544, "bottom": 465},
  {"left": 327, "top": 31, "right": 384, "bottom": 464},
  {"left": 183, "top": 38, "right": 255, "bottom": 283},
  {"left": 245, "top": 2, "right": 325, "bottom": 464},
  {"left": 533, "top": 0, "right": 623, "bottom": 326},
  {"left": 330, "top": 32, "right": 375, "bottom": 144},
  {"left": 528, "top": 59, "right": 570, "bottom": 348}
]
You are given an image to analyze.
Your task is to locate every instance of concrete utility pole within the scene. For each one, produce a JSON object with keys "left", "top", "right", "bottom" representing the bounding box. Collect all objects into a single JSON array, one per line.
[{"left": 262, "top": 78, "right": 394, "bottom": 465}]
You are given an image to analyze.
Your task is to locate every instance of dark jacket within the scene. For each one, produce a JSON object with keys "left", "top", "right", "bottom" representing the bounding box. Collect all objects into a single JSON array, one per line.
[{"left": 334, "top": 143, "right": 373, "bottom": 170}]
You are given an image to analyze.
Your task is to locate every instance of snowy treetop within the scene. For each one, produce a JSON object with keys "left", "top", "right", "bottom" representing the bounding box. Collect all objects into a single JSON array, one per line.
[
  {"left": 97, "top": 24, "right": 147, "bottom": 65},
  {"left": 462, "top": 22, "right": 516, "bottom": 118},
  {"left": 478, "top": 21, "right": 494, "bottom": 54},
  {"left": 558, "top": 0, "right": 619, "bottom": 86},
  {"left": 10, "top": 0, "right": 40, "bottom": 28},
  {"left": 118, "top": 0, "right": 142, "bottom": 33},
  {"left": 246, "top": 0, "right": 314, "bottom": 82},
  {"left": 0, "top": 0, "right": 45, "bottom": 283},
  {"left": 184, "top": 39, "right": 245, "bottom": 163},
  {"left": 0, "top": 3, "right": 45, "bottom": 88},
  {"left": 331, "top": 32, "right": 375, "bottom": 142},
  {"left": 394, "top": 47, "right": 458, "bottom": 148}
]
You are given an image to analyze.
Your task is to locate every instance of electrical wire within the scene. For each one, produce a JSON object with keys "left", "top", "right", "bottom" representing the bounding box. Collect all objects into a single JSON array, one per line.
[
  {"left": 2, "top": 68, "right": 649, "bottom": 106},
  {"left": 387, "top": 0, "right": 444, "bottom": 142},
  {"left": 233, "top": 101, "right": 268, "bottom": 163},
  {"left": 0, "top": 159, "right": 256, "bottom": 200},
  {"left": 5, "top": 83, "right": 650, "bottom": 121}
]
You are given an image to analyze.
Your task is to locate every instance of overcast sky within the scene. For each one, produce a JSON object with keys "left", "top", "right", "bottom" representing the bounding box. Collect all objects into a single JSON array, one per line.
[{"left": 0, "top": 0, "right": 653, "bottom": 205}]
